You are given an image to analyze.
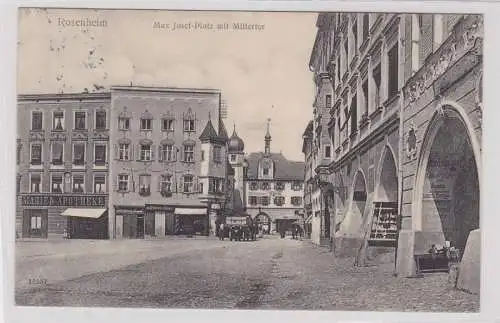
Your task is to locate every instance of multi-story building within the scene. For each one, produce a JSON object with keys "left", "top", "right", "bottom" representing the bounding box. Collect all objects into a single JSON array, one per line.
[
  {"left": 108, "top": 86, "right": 228, "bottom": 239},
  {"left": 16, "top": 92, "right": 110, "bottom": 239},
  {"left": 243, "top": 120, "right": 306, "bottom": 233},
  {"left": 307, "top": 12, "right": 482, "bottom": 292}
]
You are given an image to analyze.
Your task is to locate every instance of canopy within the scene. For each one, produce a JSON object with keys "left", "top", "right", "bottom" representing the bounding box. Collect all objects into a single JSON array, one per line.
[
  {"left": 61, "top": 208, "right": 107, "bottom": 219},
  {"left": 175, "top": 208, "right": 207, "bottom": 215}
]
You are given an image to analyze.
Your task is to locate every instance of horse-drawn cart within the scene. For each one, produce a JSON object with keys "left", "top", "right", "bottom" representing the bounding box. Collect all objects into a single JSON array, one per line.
[{"left": 221, "top": 216, "right": 257, "bottom": 241}]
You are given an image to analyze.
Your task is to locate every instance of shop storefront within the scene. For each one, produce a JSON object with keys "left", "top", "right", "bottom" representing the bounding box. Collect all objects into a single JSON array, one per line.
[{"left": 173, "top": 207, "right": 208, "bottom": 236}]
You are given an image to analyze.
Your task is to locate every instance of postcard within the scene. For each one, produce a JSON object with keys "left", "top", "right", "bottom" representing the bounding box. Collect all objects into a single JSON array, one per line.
[{"left": 6, "top": 4, "right": 489, "bottom": 322}]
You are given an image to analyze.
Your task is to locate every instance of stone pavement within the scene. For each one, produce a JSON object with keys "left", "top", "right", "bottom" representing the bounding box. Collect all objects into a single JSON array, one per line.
[{"left": 15, "top": 236, "right": 479, "bottom": 311}]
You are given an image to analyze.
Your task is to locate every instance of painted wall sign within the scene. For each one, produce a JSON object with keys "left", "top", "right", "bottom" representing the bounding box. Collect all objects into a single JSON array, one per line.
[{"left": 21, "top": 194, "right": 106, "bottom": 207}]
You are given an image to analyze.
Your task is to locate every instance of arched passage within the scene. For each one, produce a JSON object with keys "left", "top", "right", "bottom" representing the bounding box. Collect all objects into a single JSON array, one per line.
[
  {"left": 334, "top": 175, "right": 347, "bottom": 232},
  {"left": 417, "top": 107, "right": 480, "bottom": 256},
  {"left": 352, "top": 171, "right": 368, "bottom": 221},
  {"left": 255, "top": 212, "right": 271, "bottom": 234},
  {"left": 376, "top": 147, "right": 398, "bottom": 202}
]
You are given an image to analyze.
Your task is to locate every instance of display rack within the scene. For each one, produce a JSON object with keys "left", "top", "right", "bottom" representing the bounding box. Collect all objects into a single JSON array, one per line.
[{"left": 368, "top": 201, "right": 398, "bottom": 247}]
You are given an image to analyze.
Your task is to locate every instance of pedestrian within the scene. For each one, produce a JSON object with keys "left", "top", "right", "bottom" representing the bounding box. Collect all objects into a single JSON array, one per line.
[{"left": 219, "top": 223, "right": 225, "bottom": 240}]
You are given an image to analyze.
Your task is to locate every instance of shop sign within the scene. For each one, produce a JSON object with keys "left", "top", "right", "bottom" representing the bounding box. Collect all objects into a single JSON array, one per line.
[{"left": 21, "top": 194, "right": 106, "bottom": 207}]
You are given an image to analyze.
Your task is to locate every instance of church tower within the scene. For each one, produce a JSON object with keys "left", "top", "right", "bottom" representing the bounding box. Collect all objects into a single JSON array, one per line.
[
  {"left": 228, "top": 124, "right": 245, "bottom": 209},
  {"left": 264, "top": 118, "right": 271, "bottom": 155}
]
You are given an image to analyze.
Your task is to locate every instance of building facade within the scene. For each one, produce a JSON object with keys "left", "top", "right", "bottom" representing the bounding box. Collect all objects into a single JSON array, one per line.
[
  {"left": 16, "top": 93, "right": 110, "bottom": 239},
  {"left": 108, "top": 86, "right": 227, "bottom": 239},
  {"left": 306, "top": 12, "right": 482, "bottom": 285},
  {"left": 243, "top": 121, "right": 306, "bottom": 233}
]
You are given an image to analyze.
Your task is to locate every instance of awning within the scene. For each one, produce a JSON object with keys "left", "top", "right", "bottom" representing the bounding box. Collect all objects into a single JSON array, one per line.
[
  {"left": 61, "top": 208, "right": 107, "bottom": 219},
  {"left": 175, "top": 208, "right": 207, "bottom": 215}
]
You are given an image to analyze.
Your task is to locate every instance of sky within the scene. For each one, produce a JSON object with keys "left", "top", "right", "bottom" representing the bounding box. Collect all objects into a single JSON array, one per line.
[{"left": 17, "top": 8, "right": 318, "bottom": 161}]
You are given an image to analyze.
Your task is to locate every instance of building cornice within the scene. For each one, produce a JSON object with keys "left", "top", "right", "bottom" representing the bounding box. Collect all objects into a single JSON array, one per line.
[
  {"left": 18, "top": 92, "right": 111, "bottom": 102},
  {"left": 110, "top": 85, "right": 221, "bottom": 95}
]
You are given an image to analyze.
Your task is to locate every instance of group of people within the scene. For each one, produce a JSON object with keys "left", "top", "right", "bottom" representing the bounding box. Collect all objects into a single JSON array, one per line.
[
  {"left": 217, "top": 223, "right": 258, "bottom": 241},
  {"left": 279, "top": 225, "right": 304, "bottom": 239}
]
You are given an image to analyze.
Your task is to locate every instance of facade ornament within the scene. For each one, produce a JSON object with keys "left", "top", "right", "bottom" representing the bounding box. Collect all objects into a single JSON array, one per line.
[{"left": 406, "top": 122, "right": 418, "bottom": 160}]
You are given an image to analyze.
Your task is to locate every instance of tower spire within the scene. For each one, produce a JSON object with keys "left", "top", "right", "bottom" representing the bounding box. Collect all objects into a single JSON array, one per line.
[{"left": 265, "top": 118, "right": 271, "bottom": 155}]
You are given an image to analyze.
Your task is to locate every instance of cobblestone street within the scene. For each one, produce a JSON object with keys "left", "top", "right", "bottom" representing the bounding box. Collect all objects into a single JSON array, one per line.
[{"left": 15, "top": 236, "right": 479, "bottom": 311}]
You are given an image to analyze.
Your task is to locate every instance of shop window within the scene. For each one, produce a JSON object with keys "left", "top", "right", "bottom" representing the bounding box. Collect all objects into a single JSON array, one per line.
[
  {"left": 274, "top": 196, "right": 285, "bottom": 206},
  {"left": 249, "top": 196, "right": 258, "bottom": 206},
  {"left": 30, "top": 173, "right": 41, "bottom": 193},
  {"left": 213, "top": 146, "right": 222, "bottom": 164},
  {"left": 31, "top": 215, "right": 42, "bottom": 230},
  {"left": 119, "top": 143, "right": 130, "bottom": 161},
  {"left": 118, "top": 117, "right": 130, "bottom": 130},
  {"left": 72, "top": 174, "right": 85, "bottom": 193},
  {"left": 140, "top": 144, "right": 152, "bottom": 161},
  {"left": 94, "top": 144, "right": 107, "bottom": 165},
  {"left": 140, "top": 118, "right": 152, "bottom": 131},
  {"left": 51, "top": 142, "right": 64, "bottom": 165},
  {"left": 51, "top": 174, "right": 63, "bottom": 193},
  {"left": 183, "top": 175, "right": 194, "bottom": 193},
  {"left": 160, "top": 144, "right": 174, "bottom": 161},
  {"left": 160, "top": 175, "right": 172, "bottom": 193},
  {"left": 388, "top": 44, "right": 399, "bottom": 99},
  {"left": 74, "top": 111, "right": 86, "bottom": 130},
  {"left": 183, "top": 145, "right": 194, "bottom": 162},
  {"left": 139, "top": 175, "right": 151, "bottom": 196},
  {"left": 162, "top": 119, "right": 175, "bottom": 132},
  {"left": 73, "top": 143, "right": 85, "bottom": 165},
  {"left": 183, "top": 119, "right": 196, "bottom": 132},
  {"left": 261, "top": 196, "right": 270, "bottom": 206},
  {"left": 291, "top": 196, "right": 303, "bottom": 206},
  {"left": 118, "top": 174, "right": 129, "bottom": 192},
  {"left": 373, "top": 64, "right": 381, "bottom": 108},
  {"left": 31, "top": 111, "right": 43, "bottom": 130},
  {"left": 95, "top": 111, "right": 107, "bottom": 130},
  {"left": 53, "top": 111, "right": 64, "bottom": 131},
  {"left": 94, "top": 175, "right": 106, "bottom": 193}
]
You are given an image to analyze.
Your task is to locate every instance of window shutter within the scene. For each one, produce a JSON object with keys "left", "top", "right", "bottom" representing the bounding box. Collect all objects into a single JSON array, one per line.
[
  {"left": 158, "top": 145, "right": 163, "bottom": 161},
  {"left": 113, "top": 175, "right": 118, "bottom": 192},
  {"left": 136, "top": 144, "right": 141, "bottom": 161},
  {"left": 194, "top": 176, "right": 199, "bottom": 193},
  {"left": 113, "top": 144, "right": 118, "bottom": 160},
  {"left": 157, "top": 176, "right": 161, "bottom": 192},
  {"left": 151, "top": 145, "right": 156, "bottom": 161},
  {"left": 178, "top": 176, "right": 184, "bottom": 193}
]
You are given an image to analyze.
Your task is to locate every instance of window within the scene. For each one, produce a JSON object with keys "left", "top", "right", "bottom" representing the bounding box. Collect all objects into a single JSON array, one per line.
[
  {"left": 388, "top": 45, "right": 399, "bottom": 99},
  {"left": 118, "top": 174, "right": 129, "bottom": 192},
  {"left": 363, "top": 14, "right": 369, "bottom": 41},
  {"left": 140, "top": 118, "right": 152, "bottom": 131},
  {"left": 249, "top": 182, "right": 258, "bottom": 191},
  {"left": 184, "top": 145, "right": 194, "bottom": 162},
  {"left": 31, "top": 215, "right": 42, "bottom": 230},
  {"left": 291, "top": 196, "right": 303, "bottom": 206},
  {"left": 275, "top": 182, "right": 285, "bottom": 191},
  {"left": 230, "top": 154, "right": 236, "bottom": 162},
  {"left": 260, "top": 182, "right": 271, "bottom": 190},
  {"left": 274, "top": 196, "right": 285, "bottom": 206},
  {"left": 325, "top": 145, "right": 332, "bottom": 158},
  {"left": 74, "top": 111, "right": 86, "bottom": 130},
  {"left": 73, "top": 143, "right": 85, "bottom": 165},
  {"left": 373, "top": 64, "right": 381, "bottom": 108},
  {"left": 325, "top": 94, "right": 332, "bottom": 108},
  {"left": 139, "top": 175, "right": 151, "bottom": 196},
  {"left": 261, "top": 196, "right": 270, "bottom": 206},
  {"left": 53, "top": 111, "right": 64, "bottom": 130},
  {"left": 292, "top": 182, "right": 303, "bottom": 191},
  {"left": 94, "top": 175, "right": 106, "bottom": 193},
  {"left": 51, "top": 174, "right": 63, "bottom": 193},
  {"left": 213, "top": 146, "right": 222, "bottom": 163},
  {"left": 30, "top": 143, "right": 42, "bottom": 165},
  {"left": 160, "top": 144, "right": 174, "bottom": 161},
  {"left": 30, "top": 173, "right": 41, "bottom": 193},
  {"left": 118, "top": 117, "right": 130, "bottom": 130},
  {"left": 17, "top": 143, "right": 22, "bottom": 165},
  {"left": 72, "top": 174, "right": 84, "bottom": 193},
  {"left": 31, "top": 111, "right": 43, "bottom": 130},
  {"left": 249, "top": 196, "right": 258, "bottom": 206},
  {"left": 140, "top": 144, "right": 152, "bottom": 161},
  {"left": 160, "top": 175, "right": 172, "bottom": 193},
  {"left": 184, "top": 119, "right": 195, "bottom": 132},
  {"left": 94, "top": 144, "right": 106, "bottom": 165},
  {"left": 162, "top": 119, "right": 174, "bottom": 132},
  {"left": 362, "top": 80, "right": 369, "bottom": 115},
  {"left": 95, "top": 111, "right": 106, "bottom": 130},
  {"left": 51, "top": 142, "right": 64, "bottom": 165},
  {"left": 119, "top": 143, "right": 130, "bottom": 161},
  {"left": 350, "top": 95, "right": 357, "bottom": 135},
  {"left": 210, "top": 178, "right": 224, "bottom": 194},
  {"left": 201, "top": 150, "right": 205, "bottom": 161},
  {"left": 263, "top": 168, "right": 269, "bottom": 176},
  {"left": 183, "top": 175, "right": 194, "bottom": 193}
]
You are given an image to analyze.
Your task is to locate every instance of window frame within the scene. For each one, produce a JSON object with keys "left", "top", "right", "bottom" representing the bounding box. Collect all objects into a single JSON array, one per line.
[
  {"left": 140, "top": 144, "right": 152, "bottom": 161},
  {"left": 30, "top": 143, "right": 42, "bottom": 166},
  {"left": 118, "top": 117, "right": 130, "bottom": 131},
  {"left": 72, "top": 174, "right": 85, "bottom": 193},
  {"left": 50, "top": 174, "right": 63, "bottom": 193},
  {"left": 52, "top": 111, "right": 65, "bottom": 131},
  {"left": 31, "top": 111, "right": 43, "bottom": 131},
  {"left": 140, "top": 118, "right": 152, "bottom": 131},
  {"left": 160, "top": 174, "right": 172, "bottom": 193},
  {"left": 94, "top": 143, "right": 107, "bottom": 166},
  {"left": 95, "top": 110, "right": 107, "bottom": 130},
  {"left": 119, "top": 143, "right": 130, "bottom": 161},
  {"left": 183, "top": 175, "right": 194, "bottom": 193},
  {"left": 183, "top": 119, "right": 196, "bottom": 132},
  {"left": 183, "top": 144, "right": 195, "bottom": 163},
  {"left": 93, "top": 174, "right": 106, "bottom": 193},
  {"left": 72, "top": 142, "right": 86, "bottom": 166},
  {"left": 138, "top": 174, "right": 151, "bottom": 195},
  {"left": 118, "top": 174, "right": 129, "bottom": 192},
  {"left": 162, "top": 118, "right": 175, "bottom": 132},
  {"left": 51, "top": 141, "right": 64, "bottom": 166},
  {"left": 74, "top": 111, "right": 87, "bottom": 130},
  {"left": 29, "top": 173, "right": 42, "bottom": 193}
]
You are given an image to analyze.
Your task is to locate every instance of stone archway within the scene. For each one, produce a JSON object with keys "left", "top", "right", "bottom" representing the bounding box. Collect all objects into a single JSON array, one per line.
[
  {"left": 348, "top": 170, "right": 368, "bottom": 234},
  {"left": 334, "top": 175, "right": 347, "bottom": 233},
  {"left": 376, "top": 146, "right": 398, "bottom": 203},
  {"left": 255, "top": 212, "right": 271, "bottom": 234},
  {"left": 415, "top": 106, "right": 480, "bottom": 256}
]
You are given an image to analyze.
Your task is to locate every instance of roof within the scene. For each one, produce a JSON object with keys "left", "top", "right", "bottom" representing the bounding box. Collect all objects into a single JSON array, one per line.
[
  {"left": 246, "top": 152, "right": 305, "bottom": 181},
  {"left": 218, "top": 119, "right": 229, "bottom": 140},
  {"left": 199, "top": 119, "right": 219, "bottom": 141},
  {"left": 302, "top": 120, "right": 314, "bottom": 137}
]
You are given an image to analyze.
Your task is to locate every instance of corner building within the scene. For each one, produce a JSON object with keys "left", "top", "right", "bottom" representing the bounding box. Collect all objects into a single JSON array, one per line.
[
  {"left": 108, "top": 86, "right": 227, "bottom": 239},
  {"left": 307, "top": 12, "right": 481, "bottom": 284}
]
